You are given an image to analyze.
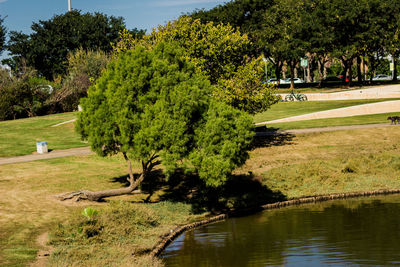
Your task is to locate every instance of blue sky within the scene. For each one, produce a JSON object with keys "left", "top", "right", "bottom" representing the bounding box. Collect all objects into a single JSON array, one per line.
[{"left": 0, "top": 0, "right": 226, "bottom": 35}]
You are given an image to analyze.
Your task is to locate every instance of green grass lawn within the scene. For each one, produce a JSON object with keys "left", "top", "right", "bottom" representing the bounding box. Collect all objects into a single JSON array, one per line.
[
  {"left": 1, "top": 100, "right": 398, "bottom": 158},
  {"left": 254, "top": 98, "right": 399, "bottom": 124},
  {"left": 262, "top": 112, "right": 399, "bottom": 130},
  {"left": 0, "top": 112, "right": 86, "bottom": 157}
]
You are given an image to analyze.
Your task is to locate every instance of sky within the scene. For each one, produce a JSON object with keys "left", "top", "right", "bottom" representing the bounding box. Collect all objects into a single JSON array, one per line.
[{"left": 0, "top": 0, "right": 227, "bottom": 60}]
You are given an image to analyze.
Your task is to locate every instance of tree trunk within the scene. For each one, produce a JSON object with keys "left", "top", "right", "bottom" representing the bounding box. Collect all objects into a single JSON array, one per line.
[
  {"left": 393, "top": 54, "right": 398, "bottom": 82},
  {"left": 317, "top": 57, "right": 325, "bottom": 88},
  {"left": 290, "top": 61, "right": 295, "bottom": 90},
  {"left": 363, "top": 57, "right": 366, "bottom": 82},
  {"left": 274, "top": 61, "right": 283, "bottom": 85},
  {"left": 357, "top": 56, "right": 362, "bottom": 84},
  {"left": 348, "top": 59, "right": 353, "bottom": 87},
  {"left": 341, "top": 57, "right": 348, "bottom": 85},
  {"left": 368, "top": 55, "right": 376, "bottom": 83},
  {"left": 58, "top": 154, "right": 160, "bottom": 202}
]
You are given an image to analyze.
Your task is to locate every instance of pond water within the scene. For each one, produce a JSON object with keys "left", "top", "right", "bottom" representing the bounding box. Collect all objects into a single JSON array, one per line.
[{"left": 162, "top": 195, "right": 400, "bottom": 266}]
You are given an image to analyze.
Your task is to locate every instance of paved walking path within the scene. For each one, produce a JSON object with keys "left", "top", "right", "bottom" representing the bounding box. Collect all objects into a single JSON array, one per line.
[
  {"left": 0, "top": 147, "right": 92, "bottom": 166},
  {"left": 257, "top": 100, "right": 400, "bottom": 125},
  {"left": 279, "top": 84, "right": 400, "bottom": 101}
]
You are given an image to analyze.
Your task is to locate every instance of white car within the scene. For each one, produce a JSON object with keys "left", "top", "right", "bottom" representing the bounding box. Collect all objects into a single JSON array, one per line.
[
  {"left": 266, "top": 78, "right": 278, "bottom": 85},
  {"left": 372, "top": 74, "right": 391, "bottom": 81},
  {"left": 280, "top": 78, "right": 304, "bottom": 84}
]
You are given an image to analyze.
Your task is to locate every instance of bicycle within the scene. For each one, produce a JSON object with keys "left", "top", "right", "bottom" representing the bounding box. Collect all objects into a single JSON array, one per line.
[{"left": 284, "top": 91, "right": 308, "bottom": 101}]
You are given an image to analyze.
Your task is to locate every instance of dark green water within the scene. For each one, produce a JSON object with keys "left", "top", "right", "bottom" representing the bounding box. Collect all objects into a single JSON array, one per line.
[{"left": 162, "top": 195, "right": 400, "bottom": 266}]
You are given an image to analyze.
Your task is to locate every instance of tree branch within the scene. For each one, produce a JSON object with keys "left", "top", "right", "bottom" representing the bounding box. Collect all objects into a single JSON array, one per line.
[{"left": 123, "top": 152, "right": 134, "bottom": 184}]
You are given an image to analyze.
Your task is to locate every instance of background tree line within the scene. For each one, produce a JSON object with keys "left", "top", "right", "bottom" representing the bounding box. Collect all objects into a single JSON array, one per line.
[
  {"left": 0, "top": 11, "right": 145, "bottom": 120},
  {"left": 3, "top": 0, "right": 400, "bottom": 121},
  {"left": 191, "top": 0, "right": 400, "bottom": 87},
  {"left": 0, "top": 9, "right": 278, "bottom": 121}
]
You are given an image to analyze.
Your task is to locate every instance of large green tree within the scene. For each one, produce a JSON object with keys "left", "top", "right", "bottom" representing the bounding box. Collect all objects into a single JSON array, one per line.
[
  {"left": 381, "top": 0, "right": 400, "bottom": 81},
  {"left": 61, "top": 42, "right": 254, "bottom": 201},
  {"left": 190, "top": 0, "right": 274, "bottom": 55},
  {"left": 262, "top": 0, "right": 309, "bottom": 89},
  {"left": 113, "top": 16, "right": 278, "bottom": 114},
  {"left": 146, "top": 16, "right": 251, "bottom": 84},
  {"left": 6, "top": 11, "right": 126, "bottom": 79}
]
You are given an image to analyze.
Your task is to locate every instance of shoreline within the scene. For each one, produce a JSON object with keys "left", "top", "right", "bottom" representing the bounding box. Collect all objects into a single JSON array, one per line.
[{"left": 151, "top": 188, "right": 400, "bottom": 258}]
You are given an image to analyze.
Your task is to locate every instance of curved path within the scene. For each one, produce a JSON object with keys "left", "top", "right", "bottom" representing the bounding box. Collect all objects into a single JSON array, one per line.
[
  {"left": 257, "top": 100, "right": 400, "bottom": 125},
  {"left": 0, "top": 147, "right": 92, "bottom": 166},
  {"left": 279, "top": 84, "right": 400, "bottom": 101}
]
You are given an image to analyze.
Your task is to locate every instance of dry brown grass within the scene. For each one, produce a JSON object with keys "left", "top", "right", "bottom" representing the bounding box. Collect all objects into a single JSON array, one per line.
[
  {"left": 242, "top": 126, "right": 400, "bottom": 198},
  {"left": 0, "top": 153, "right": 207, "bottom": 266},
  {"left": 0, "top": 155, "right": 138, "bottom": 266}
]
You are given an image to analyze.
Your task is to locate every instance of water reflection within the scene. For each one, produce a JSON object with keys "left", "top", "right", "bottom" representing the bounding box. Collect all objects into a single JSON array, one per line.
[{"left": 162, "top": 195, "right": 400, "bottom": 266}]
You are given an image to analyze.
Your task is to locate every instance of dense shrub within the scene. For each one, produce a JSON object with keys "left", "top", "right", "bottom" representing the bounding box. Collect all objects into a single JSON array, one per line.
[
  {"left": 51, "top": 48, "right": 109, "bottom": 112},
  {"left": 0, "top": 66, "right": 53, "bottom": 120}
]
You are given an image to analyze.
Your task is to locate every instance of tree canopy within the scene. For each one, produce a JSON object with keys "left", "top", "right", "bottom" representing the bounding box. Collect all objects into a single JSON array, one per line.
[
  {"left": 191, "top": 0, "right": 274, "bottom": 55},
  {"left": 111, "top": 16, "right": 278, "bottom": 114},
  {"left": 6, "top": 10, "right": 126, "bottom": 79},
  {"left": 69, "top": 41, "right": 254, "bottom": 201},
  {"left": 191, "top": 0, "right": 400, "bottom": 84},
  {"left": 146, "top": 16, "right": 251, "bottom": 84}
]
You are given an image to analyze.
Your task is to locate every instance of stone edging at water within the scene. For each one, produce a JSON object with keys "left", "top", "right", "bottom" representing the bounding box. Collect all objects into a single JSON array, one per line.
[
  {"left": 150, "top": 188, "right": 400, "bottom": 258},
  {"left": 150, "top": 214, "right": 227, "bottom": 257}
]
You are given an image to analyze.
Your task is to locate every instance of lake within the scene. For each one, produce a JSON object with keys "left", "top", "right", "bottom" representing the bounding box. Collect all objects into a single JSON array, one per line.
[{"left": 162, "top": 195, "right": 400, "bottom": 266}]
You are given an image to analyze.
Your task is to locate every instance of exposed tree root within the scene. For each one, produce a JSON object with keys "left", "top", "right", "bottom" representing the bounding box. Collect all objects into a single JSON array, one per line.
[
  {"left": 57, "top": 154, "right": 159, "bottom": 202},
  {"left": 57, "top": 188, "right": 143, "bottom": 202}
]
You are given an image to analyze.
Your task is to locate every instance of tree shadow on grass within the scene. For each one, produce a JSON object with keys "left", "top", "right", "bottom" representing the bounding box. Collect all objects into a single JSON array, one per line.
[
  {"left": 160, "top": 169, "right": 286, "bottom": 215},
  {"left": 110, "top": 169, "right": 166, "bottom": 202},
  {"left": 252, "top": 126, "right": 295, "bottom": 149}
]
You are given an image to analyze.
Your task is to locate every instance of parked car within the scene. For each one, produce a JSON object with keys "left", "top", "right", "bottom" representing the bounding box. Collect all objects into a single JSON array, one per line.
[
  {"left": 266, "top": 78, "right": 278, "bottom": 85},
  {"left": 372, "top": 74, "right": 391, "bottom": 81},
  {"left": 321, "top": 76, "right": 341, "bottom": 82},
  {"left": 280, "top": 78, "right": 304, "bottom": 84},
  {"left": 338, "top": 75, "right": 350, "bottom": 82}
]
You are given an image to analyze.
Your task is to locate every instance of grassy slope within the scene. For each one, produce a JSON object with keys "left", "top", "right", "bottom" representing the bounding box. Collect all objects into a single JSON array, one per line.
[
  {"left": 265, "top": 112, "right": 399, "bottom": 130},
  {"left": 0, "top": 112, "right": 86, "bottom": 157},
  {"left": 1, "top": 127, "right": 400, "bottom": 266},
  {"left": 254, "top": 98, "right": 398, "bottom": 124},
  {"left": 243, "top": 126, "right": 400, "bottom": 198}
]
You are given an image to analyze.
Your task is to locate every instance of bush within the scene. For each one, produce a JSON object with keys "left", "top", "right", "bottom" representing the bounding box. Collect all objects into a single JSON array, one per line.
[
  {"left": 51, "top": 48, "right": 109, "bottom": 112},
  {"left": 0, "top": 66, "right": 53, "bottom": 120}
]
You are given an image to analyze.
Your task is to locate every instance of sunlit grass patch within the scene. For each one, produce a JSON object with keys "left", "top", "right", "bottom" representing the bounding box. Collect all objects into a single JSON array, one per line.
[
  {"left": 0, "top": 112, "right": 85, "bottom": 157},
  {"left": 264, "top": 112, "right": 400, "bottom": 130},
  {"left": 254, "top": 98, "right": 399, "bottom": 124}
]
